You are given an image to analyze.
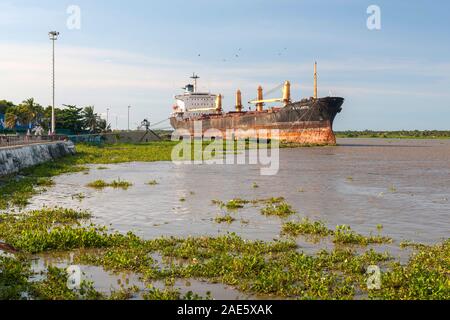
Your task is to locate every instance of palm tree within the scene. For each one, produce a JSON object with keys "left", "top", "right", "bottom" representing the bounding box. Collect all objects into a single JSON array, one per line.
[
  {"left": 5, "top": 112, "right": 17, "bottom": 129},
  {"left": 22, "top": 98, "right": 43, "bottom": 126},
  {"left": 83, "top": 106, "right": 99, "bottom": 133}
]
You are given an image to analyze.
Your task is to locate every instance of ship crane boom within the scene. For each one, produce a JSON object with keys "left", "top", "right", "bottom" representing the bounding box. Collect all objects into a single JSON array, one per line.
[{"left": 248, "top": 81, "right": 291, "bottom": 108}]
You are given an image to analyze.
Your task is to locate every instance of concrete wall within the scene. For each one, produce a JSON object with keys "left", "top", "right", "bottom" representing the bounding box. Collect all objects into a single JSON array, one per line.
[{"left": 0, "top": 141, "right": 76, "bottom": 177}]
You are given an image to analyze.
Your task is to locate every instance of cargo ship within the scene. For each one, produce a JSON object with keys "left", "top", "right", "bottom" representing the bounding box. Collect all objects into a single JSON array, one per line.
[{"left": 170, "top": 63, "right": 344, "bottom": 145}]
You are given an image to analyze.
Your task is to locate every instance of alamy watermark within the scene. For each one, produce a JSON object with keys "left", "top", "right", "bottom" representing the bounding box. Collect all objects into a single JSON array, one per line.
[
  {"left": 367, "top": 265, "right": 382, "bottom": 290},
  {"left": 67, "top": 5, "right": 81, "bottom": 30},
  {"left": 66, "top": 265, "right": 81, "bottom": 290},
  {"left": 367, "top": 5, "right": 381, "bottom": 30},
  {"left": 171, "top": 122, "right": 280, "bottom": 176}
]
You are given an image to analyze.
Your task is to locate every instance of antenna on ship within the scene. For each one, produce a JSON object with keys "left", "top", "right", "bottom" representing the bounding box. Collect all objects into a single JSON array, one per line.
[
  {"left": 314, "top": 62, "right": 318, "bottom": 99},
  {"left": 190, "top": 73, "right": 200, "bottom": 93}
]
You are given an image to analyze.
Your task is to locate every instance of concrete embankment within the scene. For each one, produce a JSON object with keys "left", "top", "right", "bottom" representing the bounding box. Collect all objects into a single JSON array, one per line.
[{"left": 0, "top": 141, "right": 75, "bottom": 177}]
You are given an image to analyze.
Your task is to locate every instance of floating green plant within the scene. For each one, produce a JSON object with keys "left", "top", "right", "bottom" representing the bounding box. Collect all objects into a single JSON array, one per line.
[
  {"left": 333, "top": 225, "right": 392, "bottom": 245},
  {"left": 282, "top": 218, "right": 332, "bottom": 237},
  {"left": 146, "top": 180, "right": 159, "bottom": 186},
  {"left": 223, "top": 199, "right": 249, "bottom": 210},
  {"left": 214, "top": 214, "right": 236, "bottom": 224},
  {"left": 261, "top": 202, "right": 296, "bottom": 217},
  {"left": 71, "top": 193, "right": 86, "bottom": 202},
  {"left": 0, "top": 208, "right": 448, "bottom": 300},
  {"left": 389, "top": 185, "right": 397, "bottom": 193},
  {"left": 86, "top": 180, "right": 108, "bottom": 189},
  {"left": 87, "top": 179, "right": 132, "bottom": 190}
]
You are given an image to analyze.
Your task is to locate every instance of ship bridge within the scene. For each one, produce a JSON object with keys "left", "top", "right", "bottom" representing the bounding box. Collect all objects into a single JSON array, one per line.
[{"left": 173, "top": 74, "right": 220, "bottom": 117}]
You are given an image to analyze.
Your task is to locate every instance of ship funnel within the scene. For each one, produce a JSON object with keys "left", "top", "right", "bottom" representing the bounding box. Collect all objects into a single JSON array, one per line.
[
  {"left": 314, "top": 62, "right": 318, "bottom": 99},
  {"left": 283, "top": 81, "right": 291, "bottom": 106},
  {"left": 216, "top": 94, "right": 223, "bottom": 113},
  {"left": 235, "top": 90, "right": 243, "bottom": 112},
  {"left": 256, "top": 86, "right": 264, "bottom": 112}
]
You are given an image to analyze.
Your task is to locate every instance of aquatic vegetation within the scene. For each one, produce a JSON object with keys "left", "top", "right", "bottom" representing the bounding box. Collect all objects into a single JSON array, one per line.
[
  {"left": 31, "top": 266, "right": 104, "bottom": 300},
  {"left": 179, "top": 198, "right": 186, "bottom": 202},
  {"left": 0, "top": 208, "right": 133, "bottom": 254},
  {"left": 258, "top": 197, "right": 285, "bottom": 205},
  {"left": 72, "top": 193, "right": 86, "bottom": 201},
  {"left": 86, "top": 180, "right": 108, "bottom": 189},
  {"left": 0, "top": 208, "right": 448, "bottom": 300},
  {"left": 369, "top": 240, "right": 450, "bottom": 300},
  {"left": 282, "top": 218, "right": 332, "bottom": 237},
  {"left": 87, "top": 179, "right": 133, "bottom": 190},
  {"left": 261, "top": 202, "right": 296, "bottom": 217},
  {"left": 399, "top": 240, "right": 429, "bottom": 250},
  {"left": 214, "top": 214, "right": 236, "bottom": 224},
  {"left": 333, "top": 225, "right": 392, "bottom": 246},
  {"left": 223, "top": 199, "right": 249, "bottom": 210},
  {"left": 143, "top": 287, "right": 211, "bottom": 300},
  {"left": 252, "top": 182, "right": 259, "bottom": 189},
  {"left": 388, "top": 185, "right": 397, "bottom": 193},
  {"left": 146, "top": 180, "right": 159, "bottom": 186},
  {"left": 212, "top": 197, "right": 285, "bottom": 212},
  {"left": 282, "top": 219, "right": 392, "bottom": 246},
  {"left": 97, "top": 166, "right": 109, "bottom": 170},
  {"left": 211, "top": 199, "right": 224, "bottom": 206},
  {"left": 0, "top": 256, "right": 31, "bottom": 300}
]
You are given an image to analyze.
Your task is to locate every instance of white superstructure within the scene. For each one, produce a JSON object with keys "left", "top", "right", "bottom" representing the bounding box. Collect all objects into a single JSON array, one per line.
[{"left": 172, "top": 74, "right": 218, "bottom": 118}]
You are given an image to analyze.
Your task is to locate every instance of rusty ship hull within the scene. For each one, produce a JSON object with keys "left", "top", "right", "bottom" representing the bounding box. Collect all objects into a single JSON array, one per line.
[{"left": 170, "top": 97, "right": 344, "bottom": 145}]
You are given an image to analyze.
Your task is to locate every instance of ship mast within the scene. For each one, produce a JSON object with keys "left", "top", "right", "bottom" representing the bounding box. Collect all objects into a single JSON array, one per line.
[
  {"left": 190, "top": 73, "right": 200, "bottom": 93},
  {"left": 314, "top": 62, "right": 318, "bottom": 99}
]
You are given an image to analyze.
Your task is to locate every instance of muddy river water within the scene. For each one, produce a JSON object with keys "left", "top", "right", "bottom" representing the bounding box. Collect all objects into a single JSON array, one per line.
[{"left": 25, "top": 138, "right": 450, "bottom": 298}]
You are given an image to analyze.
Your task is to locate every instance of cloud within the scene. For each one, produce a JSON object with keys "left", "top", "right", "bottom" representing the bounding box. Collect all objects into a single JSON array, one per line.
[
  {"left": 1, "top": 42, "right": 449, "bottom": 129},
  {"left": 0, "top": 2, "right": 59, "bottom": 26}
]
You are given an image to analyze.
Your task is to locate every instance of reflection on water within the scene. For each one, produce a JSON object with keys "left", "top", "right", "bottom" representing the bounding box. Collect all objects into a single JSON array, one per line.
[{"left": 24, "top": 138, "right": 450, "bottom": 298}]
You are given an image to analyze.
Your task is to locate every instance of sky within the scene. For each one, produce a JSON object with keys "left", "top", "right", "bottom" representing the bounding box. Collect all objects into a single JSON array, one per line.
[{"left": 0, "top": 0, "right": 449, "bottom": 130}]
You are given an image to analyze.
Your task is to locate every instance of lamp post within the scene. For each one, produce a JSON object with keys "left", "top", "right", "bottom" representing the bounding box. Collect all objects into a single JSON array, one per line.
[
  {"left": 127, "top": 106, "right": 131, "bottom": 131},
  {"left": 106, "top": 107, "right": 110, "bottom": 127},
  {"left": 49, "top": 31, "right": 59, "bottom": 135}
]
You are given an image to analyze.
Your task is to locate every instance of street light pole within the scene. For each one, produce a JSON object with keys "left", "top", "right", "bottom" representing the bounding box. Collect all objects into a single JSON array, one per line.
[
  {"left": 106, "top": 107, "right": 110, "bottom": 127},
  {"left": 128, "top": 106, "right": 131, "bottom": 131},
  {"left": 49, "top": 31, "right": 59, "bottom": 135}
]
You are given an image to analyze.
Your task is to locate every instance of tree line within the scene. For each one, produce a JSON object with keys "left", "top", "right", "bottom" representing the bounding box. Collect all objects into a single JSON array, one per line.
[{"left": 0, "top": 99, "right": 111, "bottom": 134}]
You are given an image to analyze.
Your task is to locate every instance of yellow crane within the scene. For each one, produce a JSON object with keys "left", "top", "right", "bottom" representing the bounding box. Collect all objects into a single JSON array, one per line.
[
  {"left": 248, "top": 62, "right": 319, "bottom": 111},
  {"left": 248, "top": 81, "right": 291, "bottom": 110}
]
